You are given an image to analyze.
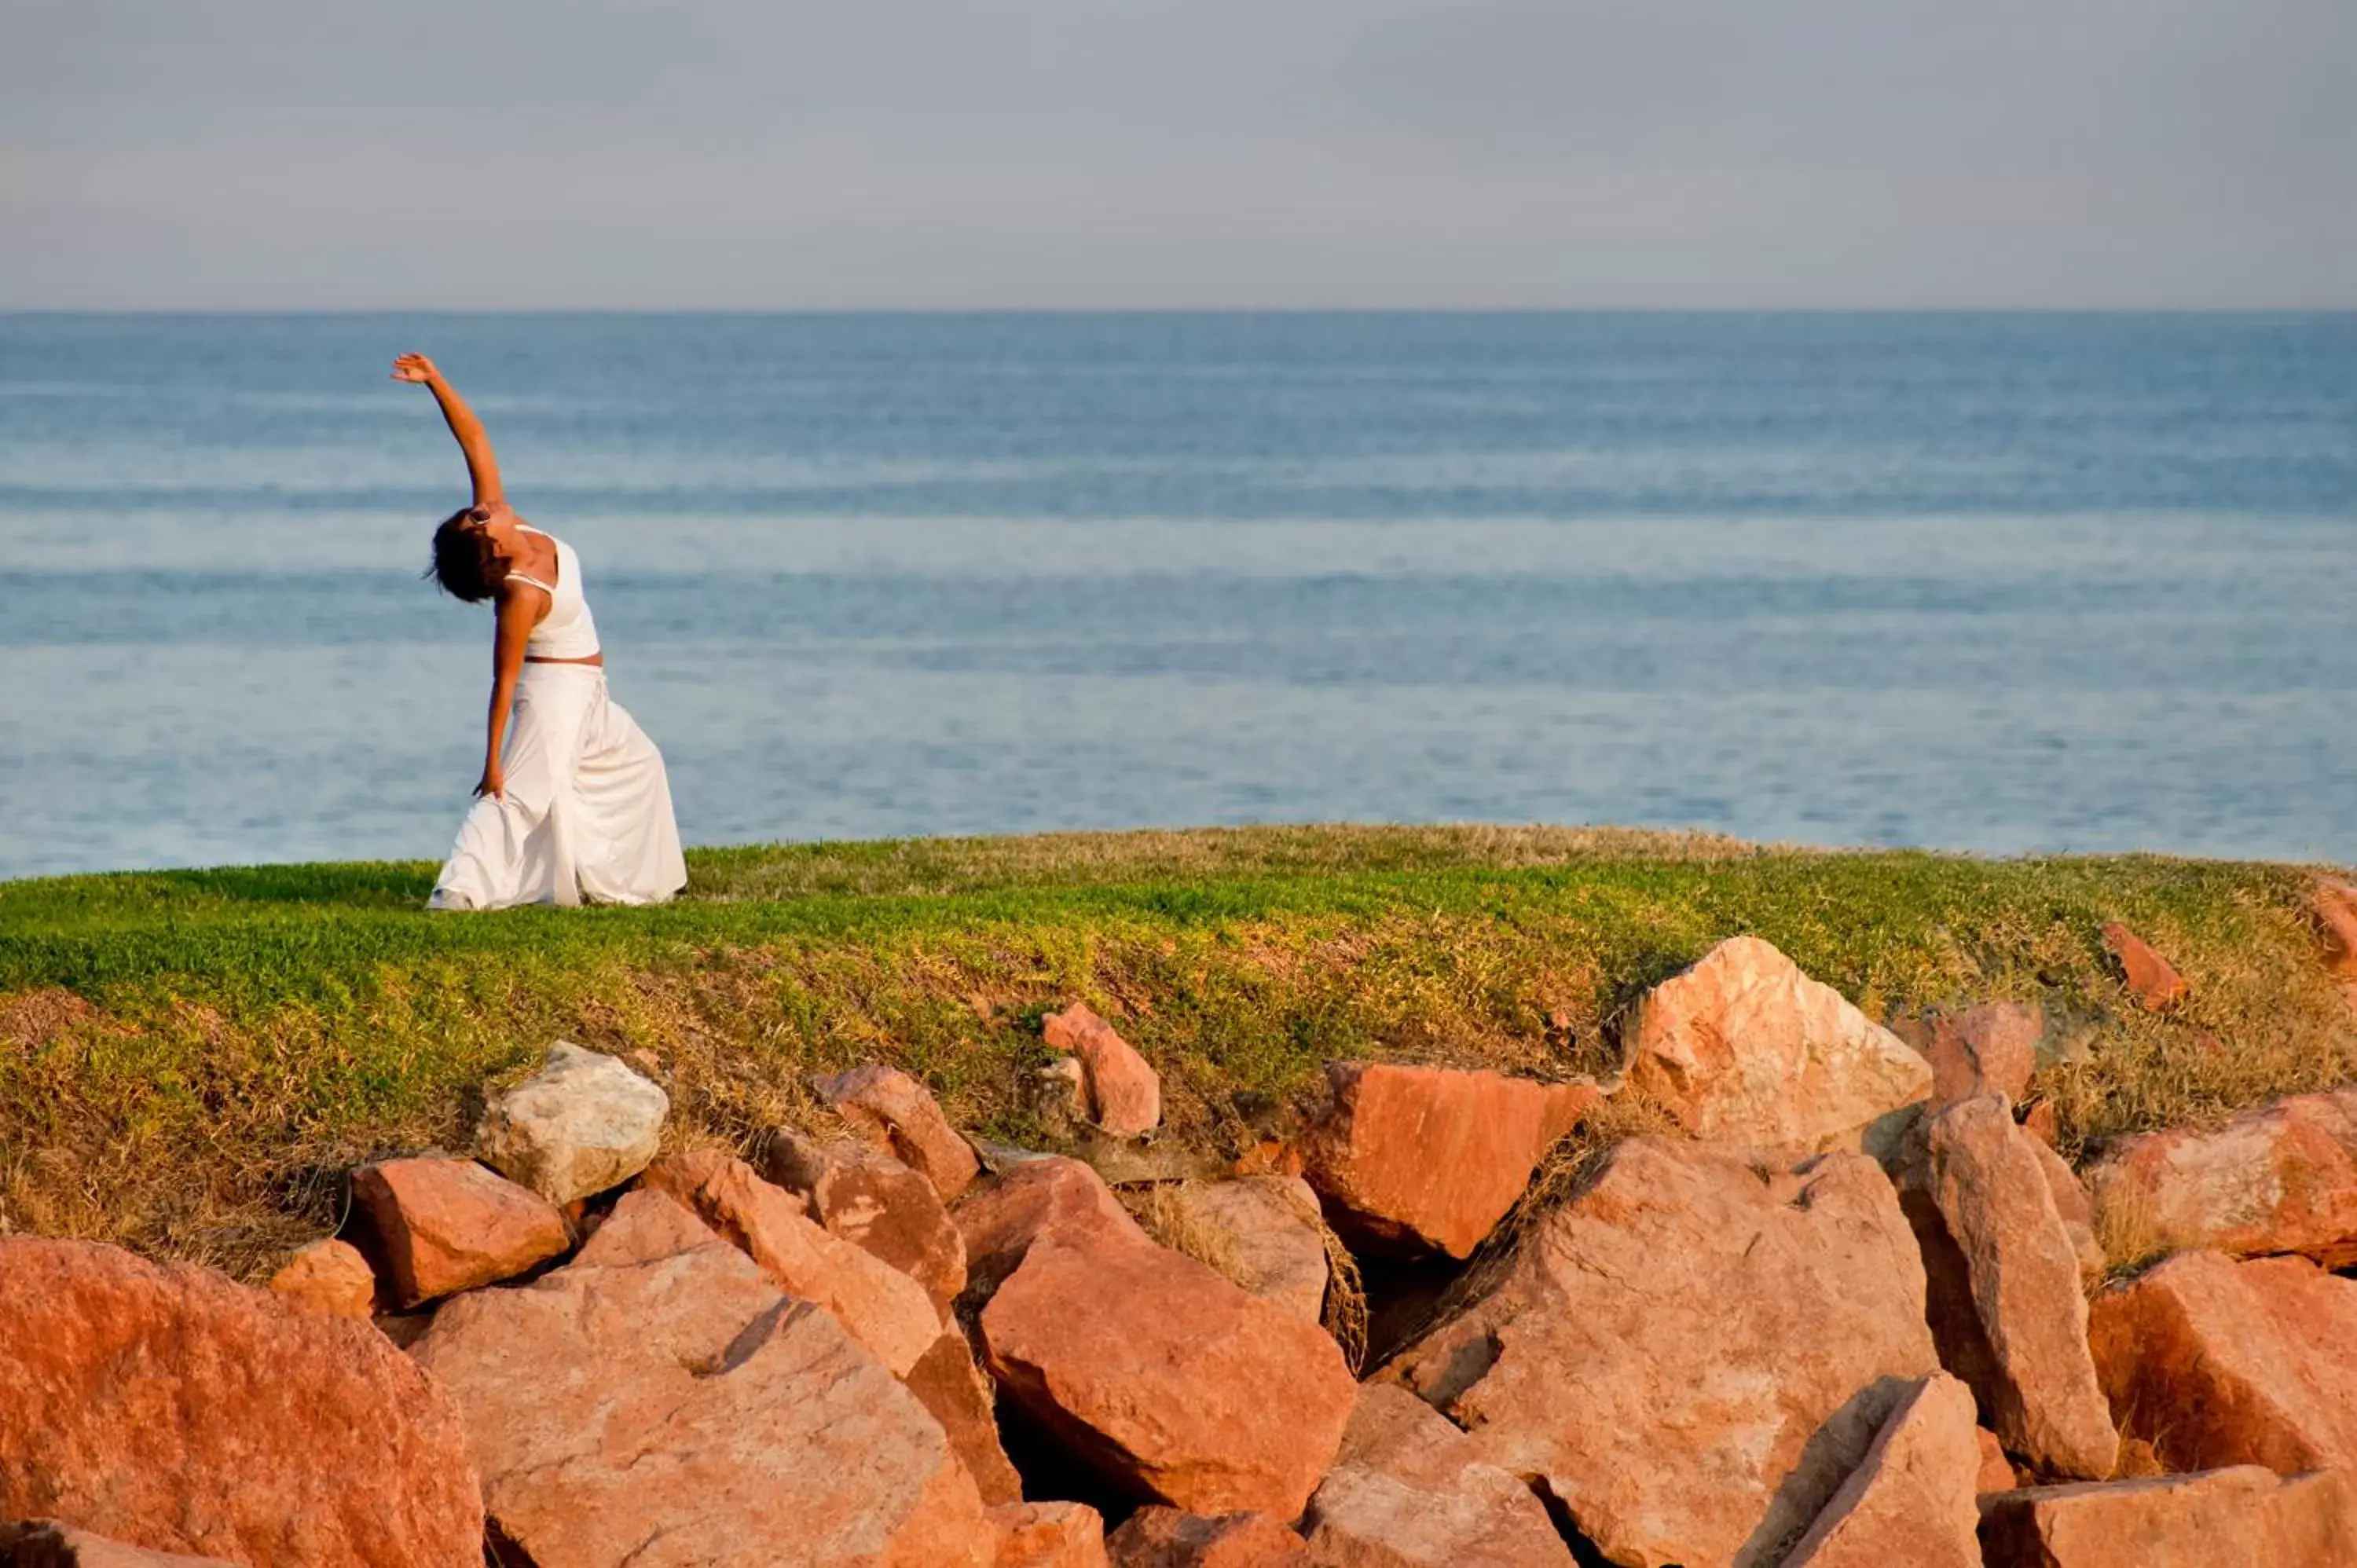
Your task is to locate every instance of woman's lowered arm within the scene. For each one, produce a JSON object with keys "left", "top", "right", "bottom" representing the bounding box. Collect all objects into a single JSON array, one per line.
[
  {"left": 476, "top": 586, "right": 539, "bottom": 800},
  {"left": 391, "top": 352, "right": 504, "bottom": 507}
]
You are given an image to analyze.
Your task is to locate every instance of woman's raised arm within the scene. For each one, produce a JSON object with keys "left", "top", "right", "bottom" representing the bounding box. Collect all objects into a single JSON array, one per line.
[{"left": 392, "top": 352, "right": 504, "bottom": 507}]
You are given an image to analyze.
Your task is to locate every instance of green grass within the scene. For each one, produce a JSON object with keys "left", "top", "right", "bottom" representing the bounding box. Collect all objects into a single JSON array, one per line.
[{"left": 3, "top": 826, "right": 2352, "bottom": 1280}]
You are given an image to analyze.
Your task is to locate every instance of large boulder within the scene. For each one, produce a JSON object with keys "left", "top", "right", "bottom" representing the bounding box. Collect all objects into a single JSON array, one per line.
[
  {"left": 1043, "top": 1003, "right": 1163, "bottom": 1137},
  {"left": 266, "top": 1236, "right": 377, "bottom": 1320},
  {"left": 2086, "top": 1250, "right": 2357, "bottom": 1475},
  {"left": 1299, "top": 1062, "right": 1598, "bottom": 1258},
  {"left": 1384, "top": 1138, "right": 1938, "bottom": 1568},
  {"left": 1298, "top": 1383, "right": 1571, "bottom": 1567},
  {"left": 352, "top": 1156, "right": 571, "bottom": 1308},
  {"left": 476, "top": 1041, "right": 669, "bottom": 1204},
  {"left": 1780, "top": 1372, "right": 1981, "bottom": 1568},
  {"left": 1916, "top": 1001, "right": 2040, "bottom": 1108},
  {"left": 412, "top": 1190, "right": 994, "bottom": 1567},
  {"left": 978, "top": 1233, "right": 1355, "bottom": 1517},
  {"left": 905, "top": 1332, "right": 1025, "bottom": 1507},
  {"left": 2025, "top": 1138, "right": 2106, "bottom": 1277},
  {"left": 1977, "top": 1427, "right": 2018, "bottom": 1493},
  {"left": 0, "top": 1522, "right": 239, "bottom": 1566},
  {"left": 1104, "top": 1511, "right": 1305, "bottom": 1567},
  {"left": 991, "top": 1504, "right": 1109, "bottom": 1568},
  {"left": 640, "top": 1152, "right": 941, "bottom": 1377},
  {"left": 953, "top": 1156, "right": 1153, "bottom": 1301},
  {"left": 0, "top": 1236, "right": 482, "bottom": 1566},
  {"left": 761, "top": 1129, "right": 970, "bottom": 1314},
  {"left": 1623, "top": 936, "right": 1933, "bottom": 1152},
  {"left": 1150, "top": 1176, "right": 1330, "bottom": 1322},
  {"left": 1978, "top": 1465, "right": 2357, "bottom": 1567},
  {"left": 2082, "top": 1090, "right": 2357, "bottom": 1269},
  {"left": 1905, "top": 1095, "right": 2117, "bottom": 1478},
  {"left": 815, "top": 1064, "right": 982, "bottom": 1201}
]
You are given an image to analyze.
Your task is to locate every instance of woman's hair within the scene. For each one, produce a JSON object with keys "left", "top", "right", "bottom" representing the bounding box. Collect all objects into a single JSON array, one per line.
[{"left": 425, "top": 506, "right": 508, "bottom": 603}]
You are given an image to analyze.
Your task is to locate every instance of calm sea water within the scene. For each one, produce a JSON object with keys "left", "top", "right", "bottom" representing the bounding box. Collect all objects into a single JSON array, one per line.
[{"left": 2, "top": 313, "right": 2353, "bottom": 881}]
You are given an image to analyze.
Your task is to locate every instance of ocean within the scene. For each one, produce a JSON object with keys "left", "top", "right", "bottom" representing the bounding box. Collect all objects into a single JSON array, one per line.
[{"left": 2, "top": 312, "right": 2352, "bottom": 881}]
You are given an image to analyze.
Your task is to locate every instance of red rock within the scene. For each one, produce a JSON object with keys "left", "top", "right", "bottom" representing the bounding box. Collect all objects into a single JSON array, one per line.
[
  {"left": 1780, "top": 1372, "right": 1981, "bottom": 1568},
  {"left": 266, "top": 1236, "right": 377, "bottom": 1320},
  {"left": 980, "top": 1233, "right": 1355, "bottom": 1516},
  {"left": 1384, "top": 1138, "right": 1938, "bottom": 1568},
  {"left": 2026, "top": 1136, "right": 2105, "bottom": 1276},
  {"left": 1105, "top": 1510, "right": 1305, "bottom": 1568},
  {"left": 815, "top": 1064, "right": 983, "bottom": 1201},
  {"left": 574, "top": 1184, "right": 717, "bottom": 1265},
  {"left": 2019, "top": 1098, "right": 2060, "bottom": 1148},
  {"left": 992, "top": 1503, "right": 1110, "bottom": 1568},
  {"left": 2083, "top": 1090, "right": 2357, "bottom": 1269},
  {"left": 761, "top": 1130, "right": 970, "bottom": 1315},
  {"left": 1625, "top": 936, "right": 1934, "bottom": 1152},
  {"left": 1043, "top": 1004, "right": 1164, "bottom": 1138},
  {"left": 1154, "top": 1177, "right": 1329, "bottom": 1321},
  {"left": 577, "top": 1193, "right": 1011, "bottom": 1507},
  {"left": 640, "top": 1151, "right": 941, "bottom": 1376},
  {"left": 1299, "top": 1062, "right": 1598, "bottom": 1258},
  {"left": 2099, "top": 921, "right": 2187, "bottom": 1009},
  {"left": 1299, "top": 1383, "right": 1572, "bottom": 1567},
  {"left": 907, "top": 1331, "right": 1025, "bottom": 1508},
  {"left": 1922, "top": 1001, "right": 2041, "bottom": 1107},
  {"left": 1978, "top": 1465, "right": 2357, "bottom": 1567},
  {"left": 0, "top": 1236, "right": 482, "bottom": 1566},
  {"left": 1977, "top": 1427, "right": 2018, "bottom": 1493},
  {"left": 2309, "top": 881, "right": 2357, "bottom": 977},
  {"left": 1037, "top": 1009, "right": 1156, "bottom": 1139},
  {"left": 413, "top": 1189, "right": 994, "bottom": 1567},
  {"left": 954, "top": 1156, "right": 1154, "bottom": 1299},
  {"left": 2087, "top": 1250, "right": 2357, "bottom": 1475},
  {"left": 0, "top": 1522, "right": 240, "bottom": 1566},
  {"left": 350, "top": 1155, "right": 570, "bottom": 1308},
  {"left": 1907, "top": 1095, "right": 2117, "bottom": 1478}
]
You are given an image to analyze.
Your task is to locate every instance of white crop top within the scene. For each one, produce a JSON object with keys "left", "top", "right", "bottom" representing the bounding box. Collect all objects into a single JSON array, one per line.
[{"left": 507, "top": 526, "right": 602, "bottom": 659}]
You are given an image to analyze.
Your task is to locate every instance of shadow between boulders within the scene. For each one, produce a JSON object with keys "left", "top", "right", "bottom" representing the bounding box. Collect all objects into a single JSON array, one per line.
[
  {"left": 1357, "top": 1248, "right": 1473, "bottom": 1372},
  {"left": 1530, "top": 1477, "right": 1621, "bottom": 1568},
  {"left": 1735, "top": 1373, "right": 1915, "bottom": 1568},
  {"left": 484, "top": 1517, "right": 540, "bottom": 1567},
  {"left": 992, "top": 1386, "right": 1144, "bottom": 1532}
]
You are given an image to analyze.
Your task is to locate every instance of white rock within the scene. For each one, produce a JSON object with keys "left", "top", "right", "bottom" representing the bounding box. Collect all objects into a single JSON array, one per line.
[
  {"left": 477, "top": 1041, "right": 669, "bottom": 1204},
  {"left": 1625, "top": 935, "right": 1933, "bottom": 1152}
]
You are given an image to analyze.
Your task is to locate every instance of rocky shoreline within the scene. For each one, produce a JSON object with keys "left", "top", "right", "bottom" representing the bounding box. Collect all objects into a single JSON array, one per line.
[{"left": 5, "top": 918, "right": 2357, "bottom": 1566}]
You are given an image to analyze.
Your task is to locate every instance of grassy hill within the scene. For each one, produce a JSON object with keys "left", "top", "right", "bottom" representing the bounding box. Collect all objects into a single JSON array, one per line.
[{"left": 3, "top": 826, "right": 2351, "bottom": 1280}]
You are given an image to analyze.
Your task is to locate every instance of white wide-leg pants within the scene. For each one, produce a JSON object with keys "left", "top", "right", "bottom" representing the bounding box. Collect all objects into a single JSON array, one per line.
[{"left": 428, "top": 665, "right": 687, "bottom": 910}]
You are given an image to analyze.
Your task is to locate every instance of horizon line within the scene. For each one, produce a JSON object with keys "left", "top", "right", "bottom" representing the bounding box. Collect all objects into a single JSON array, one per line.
[{"left": 5, "top": 304, "right": 2356, "bottom": 318}]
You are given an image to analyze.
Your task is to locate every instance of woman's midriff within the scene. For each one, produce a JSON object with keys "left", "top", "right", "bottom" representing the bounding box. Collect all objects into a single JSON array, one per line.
[{"left": 526, "top": 654, "right": 605, "bottom": 667}]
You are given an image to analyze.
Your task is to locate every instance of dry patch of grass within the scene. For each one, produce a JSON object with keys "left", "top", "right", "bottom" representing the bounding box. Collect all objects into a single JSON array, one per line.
[
  {"left": 1121, "top": 1184, "right": 1248, "bottom": 1280},
  {"left": 3, "top": 829, "right": 2352, "bottom": 1280},
  {"left": 1120, "top": 1176, "right": 1369, "bottom": 1372}
]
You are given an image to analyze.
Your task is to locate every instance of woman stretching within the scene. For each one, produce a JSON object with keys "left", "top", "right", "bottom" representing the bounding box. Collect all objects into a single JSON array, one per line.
[{"left": 395, "top": 352, "right": 687, "bottom": 910}]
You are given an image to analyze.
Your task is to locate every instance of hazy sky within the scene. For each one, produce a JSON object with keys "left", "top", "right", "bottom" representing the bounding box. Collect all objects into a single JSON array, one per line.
[{"left": 5, "top": 0, "right": 2353, "bottom": 309}]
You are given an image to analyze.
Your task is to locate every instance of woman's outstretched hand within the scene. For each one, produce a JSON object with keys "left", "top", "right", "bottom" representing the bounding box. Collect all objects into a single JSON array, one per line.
[
  {"left": 474, "top": 760, "right": 506, "bottom": 800},
  {"left": 391, "top": 352, "right": 441, "bottom": 384}
]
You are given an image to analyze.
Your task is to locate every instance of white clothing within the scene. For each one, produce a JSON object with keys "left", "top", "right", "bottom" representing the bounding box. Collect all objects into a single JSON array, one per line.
[
  {"left": 428, "top": 665, "right": 685, "bottom": 910},
  {"left": 506, "top": 526, "right": 601, "bottom": 661}
]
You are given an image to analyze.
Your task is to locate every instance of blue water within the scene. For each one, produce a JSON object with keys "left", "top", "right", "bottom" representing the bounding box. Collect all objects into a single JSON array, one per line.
[{"left": 2, "top": 313, "right": 2353, "bottom": 881}]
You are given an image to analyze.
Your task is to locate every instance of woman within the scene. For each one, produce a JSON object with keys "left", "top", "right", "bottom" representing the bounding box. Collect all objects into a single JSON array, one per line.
[{"left": 396, "top": 352, "right": 687, "bottom": 910}]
